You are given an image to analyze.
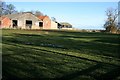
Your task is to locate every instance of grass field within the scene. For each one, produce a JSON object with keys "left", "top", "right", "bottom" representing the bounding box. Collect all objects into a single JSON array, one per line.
[{"left": 2, "top": 29, "right": 120, "bottom": 80}]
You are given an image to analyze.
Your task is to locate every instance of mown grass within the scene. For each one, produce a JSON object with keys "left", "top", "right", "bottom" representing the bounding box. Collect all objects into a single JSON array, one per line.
[{"left": 2, "top": 29, "right": 120, "bottom": 80}]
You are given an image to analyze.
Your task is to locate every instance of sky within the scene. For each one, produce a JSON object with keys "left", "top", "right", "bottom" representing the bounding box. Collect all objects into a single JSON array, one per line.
[
  {"left": 118, "top": 1, "right": 120, "bottom": 24},
  {"left": 6, "top": 2, "right": 118, "bottom": 29}
]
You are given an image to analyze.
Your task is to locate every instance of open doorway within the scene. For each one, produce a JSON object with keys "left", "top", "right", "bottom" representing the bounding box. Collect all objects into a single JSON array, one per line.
[
  {"left": 26, "top": 20, "right": 32, "bottom": 29},
  {"left": 12, "top": 20, "right": 18, "bottom": 28},
  {"left": 39, "top": 22, "right": 43, "bottom": 27}
]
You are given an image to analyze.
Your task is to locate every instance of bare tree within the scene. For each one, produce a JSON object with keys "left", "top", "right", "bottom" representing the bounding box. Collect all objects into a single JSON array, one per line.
[
  {"left": 0, "top": 1, "right": 17, "bottom": 15},
  {"left": 0, "top": 1, "right": 7, "bottom": 16},
  {"left": 118, "top": 2, "right": 120, "bottom": 29},
  {"left": 26, "top": 10, "right": 44, "bottom": 16},
  {"left": 51, "top": 17, "right": 56, "bottom": 22},
  {"left": 104, "top": 8, "right": 118, "bottom": 33},
  {"left": 6, "top": 4, "right": 17, "bottom": 14},
  {"left": 34, "top": 10, "right": 44, "bottom": 16}
]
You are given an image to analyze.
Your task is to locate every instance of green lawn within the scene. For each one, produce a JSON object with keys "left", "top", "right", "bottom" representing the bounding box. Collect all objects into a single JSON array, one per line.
[{"left": 2, "top": 29, "right": 120, "bottom": 80}]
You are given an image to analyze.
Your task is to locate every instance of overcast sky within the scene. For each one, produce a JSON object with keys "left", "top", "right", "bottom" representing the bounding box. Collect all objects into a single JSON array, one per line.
[{"left": 6, "top": 2, "right": 118, "bottom": 29}]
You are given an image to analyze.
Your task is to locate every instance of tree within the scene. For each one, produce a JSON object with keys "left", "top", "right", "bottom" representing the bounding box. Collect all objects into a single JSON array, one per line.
[
  {"left": 104, "top": 8, "right": 118, "bottom": 33},
  {"left": 51, "top": 17, "right": 56, "bottom": 22},
  {"left": 0, "top": 1, "right": 17, "bottom": 15},
  {"left": 6, "top": 4, "right": 17, "bottom": 14},
  {"left": 34, "top": 10, "right": 44, "bottom": 16},
  {"left": 0, "top": 1, "right": 7, "bottom": 16},
  {"left": 25, "top": 10, "right": 44, "bottom": 16}
]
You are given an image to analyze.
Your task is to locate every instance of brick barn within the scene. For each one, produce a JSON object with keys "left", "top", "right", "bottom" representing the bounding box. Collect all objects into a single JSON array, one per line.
[
  {"left": 37, "top": 16, "right": 58, "bottom": 29},
  {"left": 0, "top": 12, "right": 43, "bottom": 29}
]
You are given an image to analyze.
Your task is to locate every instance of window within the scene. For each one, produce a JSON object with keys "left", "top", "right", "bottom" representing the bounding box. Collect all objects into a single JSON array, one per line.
[{"left": 39, "top": 22, "right": 43, "bottom": 27}]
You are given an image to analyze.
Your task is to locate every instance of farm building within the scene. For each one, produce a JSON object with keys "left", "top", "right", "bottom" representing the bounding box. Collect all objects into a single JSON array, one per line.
[
  {"left": 0, "top": 12, "right": 43, "bottom": 29},
  {"left": 60, "top": 22, "right": 73, "bottom": 30},
  {"left": 37, "top": 16, "right": 58, "bottom": 29}
]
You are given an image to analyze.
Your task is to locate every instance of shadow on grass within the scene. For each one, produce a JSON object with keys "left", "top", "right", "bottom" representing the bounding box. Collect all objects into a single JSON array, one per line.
[
  {"left": 2, "top": 41, "right": 120, "bottom": 79},
  {"left": 2, "top": 32, "right": 120, "bottom": 58},
  {"left": 2, "top": 43, "right": 95, "bottom": 79},
  {"left": 3, "top": 41, "right": 120, "bottom": 67},
  {"left": 57, "top": 63, "right": 102, "bottom": 80},
  {"left": 2, "top": 30, "right": 120, "bottom": 79},
  {"left": 96, "top": 67, "right": 120, "bottom": 80}
]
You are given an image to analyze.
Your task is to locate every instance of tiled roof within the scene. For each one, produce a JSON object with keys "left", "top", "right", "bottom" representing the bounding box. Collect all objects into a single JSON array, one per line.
[{"left": 37, "top": 16, "right": 47, "bottom": 20}]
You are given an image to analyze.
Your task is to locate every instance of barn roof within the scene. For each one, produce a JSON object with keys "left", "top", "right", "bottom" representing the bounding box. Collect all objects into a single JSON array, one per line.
[
  {"left": 4, "top": 12, "right": 42, "bottom": 21},
  {"left": 5, "top": 13, "right": 23, "bottom": 19}
]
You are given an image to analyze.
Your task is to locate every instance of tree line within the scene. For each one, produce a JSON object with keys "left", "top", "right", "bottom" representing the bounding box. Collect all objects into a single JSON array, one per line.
[{"left": 0, "top": 1, "right": 44, "bottom": 16}]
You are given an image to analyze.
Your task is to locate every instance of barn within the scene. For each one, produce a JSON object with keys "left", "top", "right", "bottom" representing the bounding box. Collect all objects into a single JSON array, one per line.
[
  {"left": 1, "top": 12, "right": 43, "bottom": 29},
  {"left": 60, "top": 22, "right": 73, "bottom": 30}
]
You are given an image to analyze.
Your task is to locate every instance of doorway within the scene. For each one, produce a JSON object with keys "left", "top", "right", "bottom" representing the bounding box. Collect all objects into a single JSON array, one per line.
[
  {"left": 39, "top": 22, "right": 43, "bottom": 27},
  {"left": 12, "top": 20, "right": 18, "bottom": 28},
  {"left": 26, "top": 20, "right": 32, "bottom": 29}
]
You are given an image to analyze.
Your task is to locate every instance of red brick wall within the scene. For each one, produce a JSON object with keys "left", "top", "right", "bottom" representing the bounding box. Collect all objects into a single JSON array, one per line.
[
  {"left": 43, "top": 16, "right": 51, "bottom": 29},
  {"left": 0, "top": 17, "right": 11, "bottom": 28}
]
